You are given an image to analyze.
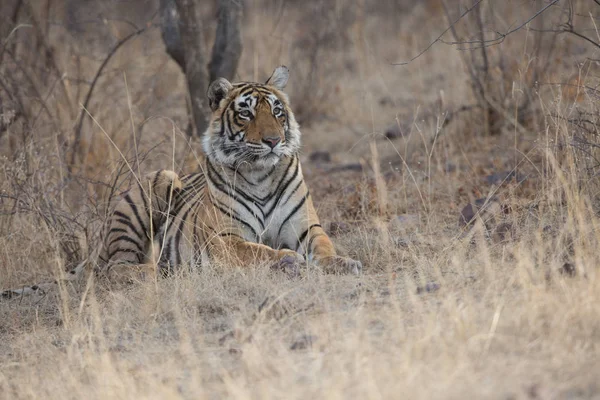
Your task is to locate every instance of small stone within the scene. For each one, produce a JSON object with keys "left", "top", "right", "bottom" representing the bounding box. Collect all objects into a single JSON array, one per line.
[
  {"left": 485, "top": 171, "right": 527, "bottom": 185},
  {"left": 394, "top": 237, "right": 410, "bottom": 247},
  {"left": 459, "top": 203, "right": 476, "bottom": 227},
  {"left": 458, "top": 197, "right": 501, "bottom": 227},
  {"left": 493, "top": 222, "right": 515, "bottom": 243},
  {"left": 416, "top": 282, "right": 441, "bottom": 294},
  {"left": 329, "top": 221, "right": 350, "bottom": 236},
  {"left": 384, "top": 123, "right": 404, "bottom": 139},
  {"left": 309, "top": 150, "right": 332, "bottom": 163},
  {"left": 327, "top": 163, "right": 363, "bottom": 173},
  {"left": 379, "top": 96, "right": 393, "bottom": 106},
  {"left": 559, "top": 262, "right": 576, "bottom": 277},
  {"left": 290, "top": 334, "right": 317, "bottom": 351}
]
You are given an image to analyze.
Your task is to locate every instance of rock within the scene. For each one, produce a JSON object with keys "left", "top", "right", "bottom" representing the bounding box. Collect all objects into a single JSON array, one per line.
[
  {"left": 492, "top": 222, "right": 515, "bottom": 243},
  {"left": 458, "top": 197, "right": 501, "bottom": 228},
  {"left": 309, "top": 150, "right": 332, "bottom": 163},
  {"left": 416, "top": 282, "right": 441, "bottom": 294},
  {"left": 290, "top": 334, "right": 317, "bottom": 351},
  {"left": 384, "top": 123, "right": 404, "bottom": 139},
  {"left": 379, "top": 96, "right": 393, "bottom": 106},
  {"left": 394, "top": 237, "right": 410, "bottom": 247},
  {"left": 329, "top": 221, "right": 350, "bottom": 236},
  {"left": 485, "top": 170, "right": 527, "bottom": 185},
  {"left": 327, "top": 163, "right": 363, "bottom": 173},
  {"left": 559, "top": 262, "right": 576, "bottom": 277},
  {"left": 459, "top": 203, "right": 477, "bottom": 227}
]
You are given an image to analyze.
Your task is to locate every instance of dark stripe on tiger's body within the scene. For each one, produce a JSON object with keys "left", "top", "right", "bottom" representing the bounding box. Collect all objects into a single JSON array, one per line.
[
  {"left": 282, "top": 180, "right": 303, "bottom": 205},
  {"left": 207, "top": 163, "right": 265, "bottom": 228},
  {"left": 113, "top": 214, "right": 145, "bottom": 241},
  {"left": 108, "top": 248, "right": 142, "bottom": 262},
  {"left": 109, "top": 227, "right": 131, "bottom": 236},
  {"left": 307, "top": 233, "right": 326, "bottom": 253},
  {"left": 135, "top": 178, "right": 150, "bottom": 216},
  {"left": 173, "top": 206, "right": 194, "bottom": 266},
  {"left": 108, "top": 235, "right": 144, "bottom": 253},
  {"left": 297, "top": 223, "right": 322, "bottom": 250},
  {"left": 277, "top": 191, "right": 309, "bottom": 237},
  {"left": 213, "top": 202, "right": 259, "bottom": 241},
  {"left": 265, "top": 157, "right": 299, "bottom": 218},
  {"left": 123, "top": 194, "right": 149, "bottom": 236}
]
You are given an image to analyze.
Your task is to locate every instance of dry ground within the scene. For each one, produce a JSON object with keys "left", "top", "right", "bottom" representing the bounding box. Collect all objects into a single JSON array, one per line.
[{"left": 1, "top": 1, "right": 600, "bottom": 399}]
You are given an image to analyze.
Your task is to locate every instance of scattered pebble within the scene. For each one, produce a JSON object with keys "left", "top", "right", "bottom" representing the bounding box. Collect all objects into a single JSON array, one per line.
[
  {"left": 384, "top": 123, "right": 404, "bottom": 139},
  {"left": 329, "top": 221, "right": 350, "bottom": 236},
  {"left": 485, "top": 170, "right": 527, "bottom": 185},
  {"left": 416, "top": 282, "right": 441, "bottom": 294},
  {"left": 309, "top": 150, "right": 332, "bottom": 163},
  {"left": 559, "top": 262, "right": 576, "bottom": 277},
  {"left": 290, "top": 334, "right": 317, "bottom": 351}
]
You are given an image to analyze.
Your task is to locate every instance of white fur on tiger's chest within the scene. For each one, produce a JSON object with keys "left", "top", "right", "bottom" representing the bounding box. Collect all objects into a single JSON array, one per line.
[
  {"left": 231, "top": 158, "right": 306, "bottom": 251},
  {"left": 258, "top": 198, "right": 302, "bottom": 249}
]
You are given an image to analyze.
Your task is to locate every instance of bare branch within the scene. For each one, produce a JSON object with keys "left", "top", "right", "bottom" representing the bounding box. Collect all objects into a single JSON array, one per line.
[
  {"left": 443, "top": 0, "right": 560, "bottom": 49},
  {"left": 70, "top": 24, "right": 156, "bottom": 169},
  {"left": 394, "top": 0, "right": 559, "bottom": 65},
  {"left": 159, "top": 0, "right": 185, "bottom": 71},
  {"left": 392, "top": 0, "right": 485, "bottom": 65}
]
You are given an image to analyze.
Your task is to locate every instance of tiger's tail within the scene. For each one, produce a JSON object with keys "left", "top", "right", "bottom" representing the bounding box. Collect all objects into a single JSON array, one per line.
[{"left": 1, "top": 259, "right": 88, "bottom": 300}]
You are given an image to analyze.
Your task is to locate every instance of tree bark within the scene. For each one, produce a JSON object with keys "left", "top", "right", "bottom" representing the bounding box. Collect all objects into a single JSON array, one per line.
[
  {"left": 208, "top": 0, "right": 243, "bottom": 82},
  {"left": 160, "top": 0, "right": 243, "bottom": 138},
  {"left": 173, "top": 0, "right": 210, "bottom": 136},
  {"left": 159, "top": 0, "right": 185, "bottom": 71}
]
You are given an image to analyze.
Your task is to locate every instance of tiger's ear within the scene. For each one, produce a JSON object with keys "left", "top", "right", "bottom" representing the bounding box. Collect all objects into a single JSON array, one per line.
[
  {"left": 207, "top": 78, "right": 233, "bottom": 111},
  {"left": 265, "top": 66, "right": 289, "bottom": 89}
]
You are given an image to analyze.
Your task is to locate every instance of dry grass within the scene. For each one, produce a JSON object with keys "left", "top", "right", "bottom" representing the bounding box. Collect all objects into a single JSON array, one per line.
[{"left": 2, "top": 1, "right": 600, "bottom": 398}]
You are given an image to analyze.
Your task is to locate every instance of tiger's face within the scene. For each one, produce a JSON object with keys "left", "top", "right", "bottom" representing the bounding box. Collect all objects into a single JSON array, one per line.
[{"left": 202, "top": 66, "right": 301, "bottom": 170}]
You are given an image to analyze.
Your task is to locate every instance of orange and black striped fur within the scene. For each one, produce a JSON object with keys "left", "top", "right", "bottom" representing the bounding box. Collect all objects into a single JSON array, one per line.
[
  {"left": 102, "top": 65, "right": 361, "bottom": 276},
  {"left": 1, "top": 66, "right": 361, "bottom": 298}
]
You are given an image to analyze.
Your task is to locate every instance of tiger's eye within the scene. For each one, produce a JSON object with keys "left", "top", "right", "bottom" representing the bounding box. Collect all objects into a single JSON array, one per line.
[
  {"left": 273, "top": 107, "right": 283, "bottom": 117},
  {"left": 239, "top": 110, "right": 253, "bottom": 118}
]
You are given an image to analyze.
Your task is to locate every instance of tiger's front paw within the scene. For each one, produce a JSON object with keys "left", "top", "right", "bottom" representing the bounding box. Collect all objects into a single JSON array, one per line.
[
  {"left": 316, "top": 256, "right": 363, "bottom": 275},
  {"left": 271, "top": 250, "right": 305, "bottom": 278}
]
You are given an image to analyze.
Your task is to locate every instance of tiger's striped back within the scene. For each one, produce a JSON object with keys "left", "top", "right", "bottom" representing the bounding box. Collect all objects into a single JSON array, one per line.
[{"left": 99, "top": 170, "right": 183, "bottom": 269}]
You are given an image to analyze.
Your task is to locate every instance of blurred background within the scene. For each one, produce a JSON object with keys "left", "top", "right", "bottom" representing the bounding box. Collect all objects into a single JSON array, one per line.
[
  {"left": 5, "top": 3, "right": 600, "bottom": 397},
  {"left": 1, "top": 0, "right": 599, "bottom": 279}
]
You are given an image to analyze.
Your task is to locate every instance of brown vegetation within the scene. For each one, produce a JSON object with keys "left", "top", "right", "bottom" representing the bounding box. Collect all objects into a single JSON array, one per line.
[{"left": 2, "top": 0, "right": 600, "bottom": 398}]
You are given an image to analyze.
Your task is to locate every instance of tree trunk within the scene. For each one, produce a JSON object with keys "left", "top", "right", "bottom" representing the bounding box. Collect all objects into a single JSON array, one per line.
[
  {"left": 173, "top": 0, "right": 210, "bottom": 137},
  {"left": 160, "top": 0, "right": 243, "bottom": 138},
  {"left": 209, "top": 0, "right": 243, "bottom": 82}
]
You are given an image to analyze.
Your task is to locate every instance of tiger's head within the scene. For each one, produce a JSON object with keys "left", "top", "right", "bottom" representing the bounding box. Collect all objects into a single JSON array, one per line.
[{"left": 202, "top": 66, "right": 301, "bottom": 170}]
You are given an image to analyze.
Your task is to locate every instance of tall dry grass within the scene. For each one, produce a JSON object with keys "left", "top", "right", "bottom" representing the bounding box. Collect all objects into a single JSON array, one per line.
[{"left": 2, "top": 1, "right": 600, "bottom": 398}]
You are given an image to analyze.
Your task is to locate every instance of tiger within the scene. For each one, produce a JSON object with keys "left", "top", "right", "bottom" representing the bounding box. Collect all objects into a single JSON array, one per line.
[
  {"left": 1, "top": 65, "right": 361, "bottom": 298},
  {"left": 101, "top": 65, "right": 362, "bottom": 277}
]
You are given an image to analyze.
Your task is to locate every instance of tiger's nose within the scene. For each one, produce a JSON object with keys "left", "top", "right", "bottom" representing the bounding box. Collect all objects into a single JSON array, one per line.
[{"left": 262, "top": 136, "right": 281, "bottom": 149}]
